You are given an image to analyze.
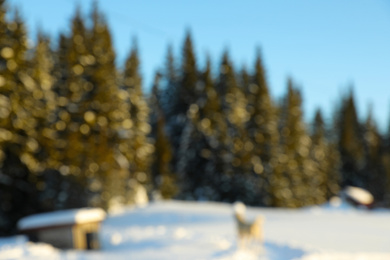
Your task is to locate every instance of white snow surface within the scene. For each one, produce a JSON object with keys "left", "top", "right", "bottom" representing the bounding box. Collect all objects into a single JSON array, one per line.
[
  {"left": 17, "top": 208, "right": 106, "bottom": 231},
  {"left": 2, "top": 200, "right": 390, "bottom": 260}
]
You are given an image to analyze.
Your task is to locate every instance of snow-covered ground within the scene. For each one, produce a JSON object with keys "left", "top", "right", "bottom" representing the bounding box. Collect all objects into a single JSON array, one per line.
[{"left": 1, "top": 200, "right": 390, "bottom": 260}]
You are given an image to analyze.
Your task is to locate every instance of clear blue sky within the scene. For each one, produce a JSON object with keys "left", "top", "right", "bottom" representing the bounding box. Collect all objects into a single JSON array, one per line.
[{"left": 7, "top": 0, "right": 390, "bottom": 130}]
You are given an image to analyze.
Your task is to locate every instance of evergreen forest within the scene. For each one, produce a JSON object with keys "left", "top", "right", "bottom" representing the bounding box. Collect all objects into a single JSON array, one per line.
[{"left": 1, "top": 1, "right": 390, "bottom": 235}]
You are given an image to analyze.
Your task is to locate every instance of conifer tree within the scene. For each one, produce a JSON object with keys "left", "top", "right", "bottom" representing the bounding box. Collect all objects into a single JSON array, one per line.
[
  {"left": 149, "top": 72, "right": 177, "bottom": 199},
  {"left": 240, "top": 66, "right": 250, "bottom": 93},
  {"left": 46, "top": 9, "right": 94, "bottom": 206},
  {"left": 217, "top": 51, "right": 249, "bottom": 128},
  {"left": 52, "top": 33, "right": 70, "bottom": 97},
  {"left": 325, "top": 146, "right": 341, "bottom": 200},
  {"left": 337, "top": 91, "right": 365, "bottom": 189},
  {"left": 164, "top": 32, "right": 199, "bottom": 172},
  {"left": 177, "top": 111, "right": 210, "bottom": 200},
  {"left": 27, "top": 32, "right": 74, "bottom": 211},
  {"left": 278, "top": 79, "right": 313, "bottom": 207},
  {"left": 215, "top": 51, "right": 251, "bottom": 202},
  {"left": 199, "top": 58, "right": 229, "bottom": 166},
  {"left": 310, "top": 110, "right": 328, "bottom": 203},
  {"left": 180, "top": 31, "right": 198, "bottom": 106},
  {"left": 217, "top": 51, "right": 249, "bottom": 152},
  {"left": 86, "top": 3, "right": 136, "bottom": 206},
  {"left": 156, "top": 38, "right": 200, "bottom": 200},
  {"left": 47, "top": 5, "right": 137, "bottom": 208},
  {"left": 35, "top": 30, "right": 90, "bottom": 211},
  {"left": 245, "top": 51, "right": 280, "bottom": 206},
  {"left": 309, "top": 109, "right": 341, "bottom": 204},
  {"left": 0, "top": 9, "right": 40, "bottom": 171},
  {"left": 362, "top": 108, "right": 386, "bottom": 201},
  {"left": 382, "top": 114, "right": 390, "bottom": 206},
  {"left": 161, "top": 44, "right": 178, "bottom": 118},
  {"left": 122, "top": 40, "right": 153, "bottom": 196},
  {"left": 177, "top": 57, "right": 229, "bottom": 201},
  {"left": 28, "top": 33, "right": 57, "bottom": 161},
  {"left": 197, "top": 58, "right": 230, "bottom": 201},
  {"left": 0, "top": 4, "right": 40, "bottom": 234}
]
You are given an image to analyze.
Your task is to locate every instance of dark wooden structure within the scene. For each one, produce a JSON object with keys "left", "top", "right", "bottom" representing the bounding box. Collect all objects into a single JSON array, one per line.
[{"left": 18, "top": 208, "right": 106, "bottom": 250}]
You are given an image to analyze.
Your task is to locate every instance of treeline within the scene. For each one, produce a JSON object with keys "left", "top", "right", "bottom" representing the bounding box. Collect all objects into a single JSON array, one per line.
[{"left": 1, "top": 1, "right": 390, "bottom": 235}]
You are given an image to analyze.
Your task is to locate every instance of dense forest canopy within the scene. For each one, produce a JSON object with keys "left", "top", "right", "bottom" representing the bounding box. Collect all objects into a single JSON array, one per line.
[{"left": 1, "top": 1, "right": 390, "bottom": 236}]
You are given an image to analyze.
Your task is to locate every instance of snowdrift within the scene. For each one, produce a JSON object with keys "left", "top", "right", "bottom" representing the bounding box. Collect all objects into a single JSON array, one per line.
[{"left": 1, "top": 200, "right": 390, "bottom": 260}]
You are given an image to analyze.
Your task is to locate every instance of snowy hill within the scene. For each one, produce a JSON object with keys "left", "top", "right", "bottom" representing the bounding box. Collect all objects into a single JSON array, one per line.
[{"left": 1, "top": 200, "right": 390, "bottom": 260}]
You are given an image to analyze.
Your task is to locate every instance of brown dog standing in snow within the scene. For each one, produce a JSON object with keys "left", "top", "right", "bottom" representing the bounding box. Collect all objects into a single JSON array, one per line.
[{"left": 233, "top": 202, "right": 264, "bottom": 248}]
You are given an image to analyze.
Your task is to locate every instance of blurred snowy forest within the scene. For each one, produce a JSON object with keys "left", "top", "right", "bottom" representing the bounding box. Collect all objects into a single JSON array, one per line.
[{"left": 1, "top": 1, "right": 390, "bottom": 236}]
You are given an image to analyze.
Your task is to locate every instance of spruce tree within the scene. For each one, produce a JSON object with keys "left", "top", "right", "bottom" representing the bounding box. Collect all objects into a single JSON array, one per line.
[
  {"left": 215, "top": 51, "right": 251, "bottom": 202},
  {"left": 52, "top": 33, "right": 70, "bottom": 97},
  {"left": 149, "top": 72, "right": 177, "bottom": 199},
  {"left": 197, "top": 58, "right": 230, "bottom": 201},
  {"left": 46, "top": 9, "right": 93, "bottom": 206},
  {"left": 27, "top": 32, "right": 58, "bottom": 167},
  {"left": 86, "top": 3, "right": 136, "bottom": 207},
  {"left": 362, "top": 108, "right": 386, "bottom": 201},
  {"left": 244, "top": 51, "right": 280, "bottom": 206},
  {"left": 122, "top": 40, "right": 153, "bottom": 200},
  {"left": 240, "top": 66, "right": 250, "bottom": 94},
  {"left": 0, "top": 4, "right": 40, "bottom": 234},
  {"left": 178, "top": 56, "right": 237, "bottom": 201},
  {"left": 310, "top": 109, "right": 341, "bottom": 204},
  {"left": 177, "top": 112, "right": 210, "bottom": 200},
  {"left": 0, "top": 9, "right": 40, "bottom": 171},
  {"left": 337, "top": 91, "right": 365, "bottom": 189},
  {"left": 199, "top": 57, "right": 229, "bottom": 178},
  {"left": 27, "top": 32, "right": 72, "bottom": 212},
  {"left": 47, "top": 5, "right": 137, "bottom": 208},
  {"left": 278, "top": 79, "right": 313, "bottom": 207},
  {"left": 382, "top": 114, "right": 390, "bottom": 206},
  {"left": 180, "top": 31, "right": 198, "bottom": 107},
  {"left": 310, "top": 110, "right": 328, "bottom": 204},
  {"left": 216, "top": 51, "right": 249, "bottom": 128},
  {"left": 161, "top": 44, "right": 178, "bottom": 118},
  {"left": 35, "top": 30, "right": 90, "bottom": 211},
  {"left": 164, "top": 32, "right": 199, "bottom": 172}
]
